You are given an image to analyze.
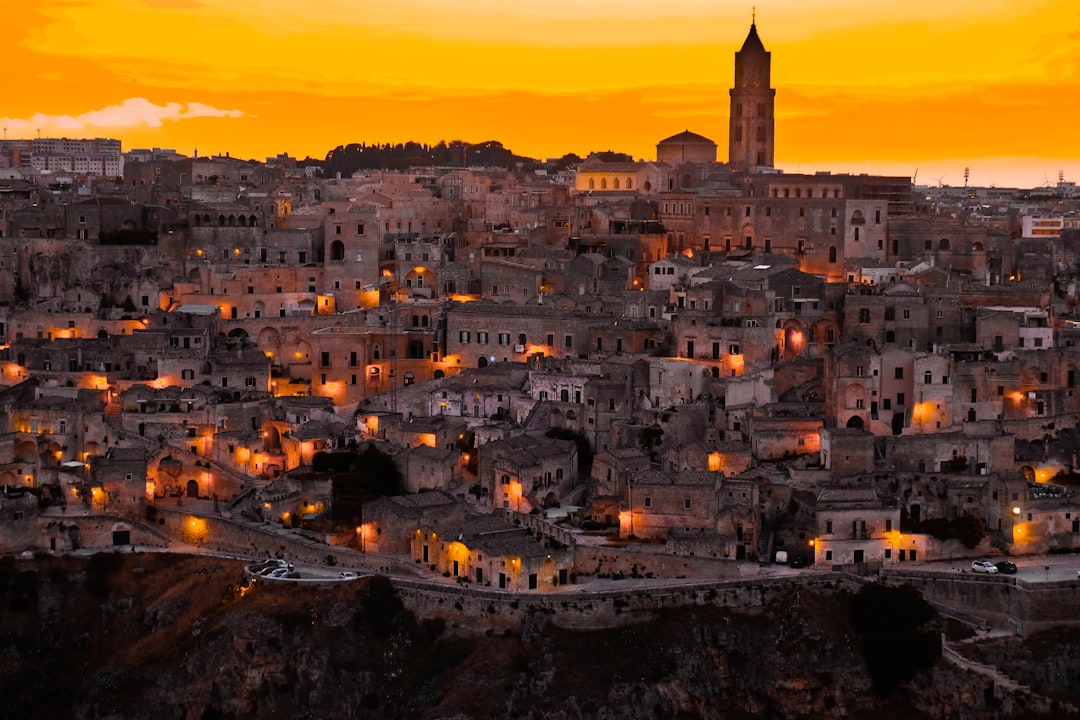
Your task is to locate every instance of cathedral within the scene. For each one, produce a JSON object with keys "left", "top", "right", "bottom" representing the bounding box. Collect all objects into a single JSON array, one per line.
[{"left": 656, "top": 21, "right": 775, "bottom": 172}]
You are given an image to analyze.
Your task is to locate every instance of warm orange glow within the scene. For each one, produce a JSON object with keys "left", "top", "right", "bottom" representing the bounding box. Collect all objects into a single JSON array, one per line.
[
  {"left": 5, "top": 2, "right": 1075, "bottom": 186},
  {"left": 417, "top": 432, "right": 437, "bottom": 448},
  {"left": 707, "top": 451, "right": 722, "bottom": 472},
  {"left": 183, "top": 515, "right": 210, "bottom": 544}
]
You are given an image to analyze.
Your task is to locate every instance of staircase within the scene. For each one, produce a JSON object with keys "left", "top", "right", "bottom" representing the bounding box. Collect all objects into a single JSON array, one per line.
[{"left": 942, "top": 635, "right": 1079, "bottom": 715}]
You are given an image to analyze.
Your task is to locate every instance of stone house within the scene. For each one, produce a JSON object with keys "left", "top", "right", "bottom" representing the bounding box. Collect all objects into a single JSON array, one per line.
[
  {"left": 362, "top": 490, "right": 466, "bottom": 555},
  {"left": 87, "top": 447, "right": 147, "bottom": 519},
  {"left": 479, "top": 432, "right": 579, "bottom": 512},
  {"left": 811, "top": 486, "right": 902, "bottom": 566},
  {"left": 0, "top": 488, "right": 40, "bottom": 553},
  {"left": 395, "top": 444, "right": 458, "bottom": 493},
  {"left": 622, "top": 469, "right": 719, "bottom": 539},
  {"left": 410, "top": 512, "right": 574, "bottom": 591}
]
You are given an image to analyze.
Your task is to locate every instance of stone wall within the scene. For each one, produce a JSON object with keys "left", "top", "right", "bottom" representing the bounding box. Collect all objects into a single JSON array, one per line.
[
  {"left": 390, "top": 572, "right": 859, "bottom": 632},
  {"left": 572, "top": 544, "right": 759, "bottom": 579},
  {"left": 881, "top": 568, "right": 1080, "bottom": 633}
]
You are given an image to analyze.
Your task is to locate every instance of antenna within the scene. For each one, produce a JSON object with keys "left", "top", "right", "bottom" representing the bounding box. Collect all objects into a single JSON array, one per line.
[
  {"left": 963, "top": 167, "right": 970, "bottom": 188},
  {"left": 752, "top": 6, "right": 756, "bottom": 24},
  {"left": 1060, "top": 170, "right": 1065, "bottom": 185}
]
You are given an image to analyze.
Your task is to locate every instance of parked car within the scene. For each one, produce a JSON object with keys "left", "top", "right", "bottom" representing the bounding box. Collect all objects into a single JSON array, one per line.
[
  {"left": 788, "top": 556, "right": 807, "bottom": 569},
  {"left": 250, "top": 558, "right": 289, "bottom": 574},
  {"left": 994, "top": 561, "right": 1018, "bottom": 575},
  {"left": 339, "top": 571, "right": 360, "bottom": 579},
  {"left": 774, "top": 550, "right": 789, "bottom": 564},
  {"left": 971, "top": 560, "right": 998, "bottom": 574},
  {"left": 580, "top": 519, "right": 604, "bottom": 531}
]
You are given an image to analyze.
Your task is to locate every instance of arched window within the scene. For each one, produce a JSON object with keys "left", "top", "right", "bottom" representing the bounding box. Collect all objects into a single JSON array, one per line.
[
  {"left": 613, "top": 178, "right": 620, "bottom": 190},
  {"left": 411, "top": 315, "right": 420, "bottom": 328},
  {"left": 939, "top": 238, "right": 951, "bottom": 251},
  {"left": 249, "top": 215, "right": 257, "bottom": 227},
  {"left": 643, "top": 181, "right": 651, "bottom": 192},
  {"left": 588, "top": 178, "right": 595, "bottom": 190},
  {"left": 218, "top": 215, "right": 226, "bottom": 226},
  {"left": 626, "top": 177, "right": 633, "bottom": 190},
  {"left": 329, "top": 240, "right": 344, "bottom": 262},
  {"left": 421, "top": 315, "right": 429, "bottom": 327},
  {"left": 600, "top": 178, "right": 607, "bottom": 190},
  {"left": 829, "top": 246, "right": 837, "bottom": 263}
]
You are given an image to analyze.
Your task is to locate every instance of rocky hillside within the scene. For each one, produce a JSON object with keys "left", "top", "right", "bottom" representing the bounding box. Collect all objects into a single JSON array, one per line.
[{"left": 0, "top": 552, "right": 1073, "bottom": 719}]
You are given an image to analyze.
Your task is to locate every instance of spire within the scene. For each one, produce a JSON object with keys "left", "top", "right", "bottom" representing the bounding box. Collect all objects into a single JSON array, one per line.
[{"left": 739, "top": 20, "right": 766, "bottom": 55}]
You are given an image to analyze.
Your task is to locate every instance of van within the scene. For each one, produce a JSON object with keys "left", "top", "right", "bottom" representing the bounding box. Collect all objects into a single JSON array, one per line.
[{"left": 775, "top": 550, "right": 789, "bottom": 564}]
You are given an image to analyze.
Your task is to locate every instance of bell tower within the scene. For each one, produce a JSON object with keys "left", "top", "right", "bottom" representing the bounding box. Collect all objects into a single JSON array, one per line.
[{"left": 728, "top": 19, "right": 775, "bottom": 172}]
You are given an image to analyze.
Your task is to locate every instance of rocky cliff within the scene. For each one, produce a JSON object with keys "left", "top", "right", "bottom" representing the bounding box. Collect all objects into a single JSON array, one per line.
[{"left": 0, "top": 552, "right": 1074, "bottom": 719}]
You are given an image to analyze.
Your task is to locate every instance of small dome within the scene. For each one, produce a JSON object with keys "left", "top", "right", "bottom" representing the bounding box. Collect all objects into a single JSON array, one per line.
[
  {"left": 656, "top": 130, "right": 717, "bottom": 164},
  {"left": 658, "top": 130, "right": 716, "bottom": 146}
]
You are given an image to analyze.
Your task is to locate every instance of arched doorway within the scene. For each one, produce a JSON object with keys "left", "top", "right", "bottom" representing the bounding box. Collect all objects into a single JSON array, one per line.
[
  {"left": 478, "top": 357, "right": 488, "bottom": 368},
  {"left": 846, "top": 415, "right": 865, "bottom": 430},
  {"left": 186, "top": 479, "right": 200, "bottom": 498}
]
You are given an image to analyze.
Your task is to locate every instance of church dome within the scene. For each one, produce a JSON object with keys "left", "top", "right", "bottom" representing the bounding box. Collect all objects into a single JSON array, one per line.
[{"left": 657, "top": 130, "right": 717, "bottom": 164}]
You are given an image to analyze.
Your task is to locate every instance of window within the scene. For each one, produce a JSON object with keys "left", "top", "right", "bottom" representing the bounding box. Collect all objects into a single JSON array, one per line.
[
  {"left": 894, "top": 367, "right": 904, "bottom": 379},
  {"left": 459, "top": 331, "right": 471, "bottom": 343},
  {"left": 644, "top": 496, "right": 652, "bottom": 509},
  {"left": 684, "top": 498, "right": 692, "bottom": 510},
  {"left": 477, "top": 332, "right": 488, "bottom": 344},
  {"left": 859, "top": 309, "right": 870, "bottom": 324}
]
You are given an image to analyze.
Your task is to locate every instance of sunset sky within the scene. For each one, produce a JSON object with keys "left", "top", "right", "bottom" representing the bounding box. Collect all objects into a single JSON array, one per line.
[{"left": 6, "top": 0, "right": 1079, "bottom": 188}]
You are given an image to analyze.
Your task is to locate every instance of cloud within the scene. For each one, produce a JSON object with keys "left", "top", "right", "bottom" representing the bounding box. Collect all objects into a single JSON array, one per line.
[{"left": 0, "top": 98, "right": 243, "bottom": 132}]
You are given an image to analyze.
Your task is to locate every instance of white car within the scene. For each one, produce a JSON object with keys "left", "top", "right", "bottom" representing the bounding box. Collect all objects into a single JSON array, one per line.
[
  {"left": 339, "top": 571, "right": 360, "bottom": 579},
  {"left": 971, "top": 560, "right": 998, "bottom": 574}
]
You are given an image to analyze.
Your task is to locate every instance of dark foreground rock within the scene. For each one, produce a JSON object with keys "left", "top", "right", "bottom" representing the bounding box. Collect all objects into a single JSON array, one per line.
[{"left": 0, "top": 552, "right": 1074, "bottom": 719}]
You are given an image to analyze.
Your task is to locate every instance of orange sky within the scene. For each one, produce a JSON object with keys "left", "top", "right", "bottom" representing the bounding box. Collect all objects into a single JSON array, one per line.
[{"left": 5, "top": 0, "right": 1080, "bottom": 187}]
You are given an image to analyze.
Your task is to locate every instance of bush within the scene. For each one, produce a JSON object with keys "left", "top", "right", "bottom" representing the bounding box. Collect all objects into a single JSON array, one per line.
[{"left": 915, "top": 514, "right": 986, "bottom": 549}]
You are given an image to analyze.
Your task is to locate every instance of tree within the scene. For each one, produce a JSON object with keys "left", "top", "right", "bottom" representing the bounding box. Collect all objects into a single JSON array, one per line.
[
  {"left": 850, "top": 582, "right": 940, "bottom": 697},
  {"left": 330, "top": 444, "right": 404, "bottom": 525},
  {"left": 545, "top": 427, "right": 593, "bottom": 477}
]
